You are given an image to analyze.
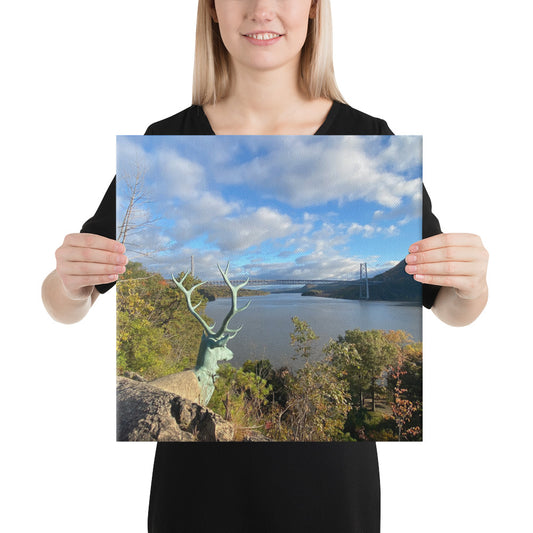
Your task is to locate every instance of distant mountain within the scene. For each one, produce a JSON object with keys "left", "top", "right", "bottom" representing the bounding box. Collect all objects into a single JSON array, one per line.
[
  {"left": 370, "top": 259, "right": 422, "bottom": 301},
  {"left": 301, "top": 260, "right": 422, "bottom": 303}
]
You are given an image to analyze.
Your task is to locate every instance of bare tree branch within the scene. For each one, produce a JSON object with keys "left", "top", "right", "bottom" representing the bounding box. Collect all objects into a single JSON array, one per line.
[{"left": 117, "top": 154, "right": 163, "bottom": 255}]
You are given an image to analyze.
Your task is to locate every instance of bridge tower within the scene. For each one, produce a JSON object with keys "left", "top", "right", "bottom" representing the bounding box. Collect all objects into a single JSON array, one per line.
[{"left": 359, "top": 262, "right": 369, "bottom": 300}]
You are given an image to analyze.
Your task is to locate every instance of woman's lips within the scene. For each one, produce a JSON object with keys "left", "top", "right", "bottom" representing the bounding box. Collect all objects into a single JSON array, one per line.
[{"left": 242, "top": 32, "right": 284, "bottom": 45}]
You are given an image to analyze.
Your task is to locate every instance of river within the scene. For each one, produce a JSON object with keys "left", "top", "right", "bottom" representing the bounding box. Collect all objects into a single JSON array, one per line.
[{"left": 205, "top": 291, "right": 421, "bottom": 370}]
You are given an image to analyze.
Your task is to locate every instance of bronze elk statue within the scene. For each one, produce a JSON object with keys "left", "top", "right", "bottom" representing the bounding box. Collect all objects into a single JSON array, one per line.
[{"left": 172, "top": 264, "right": 251, "bottom": 406}]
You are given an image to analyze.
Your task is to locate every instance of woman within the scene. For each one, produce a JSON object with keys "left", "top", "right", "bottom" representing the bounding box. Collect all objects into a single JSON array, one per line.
[{"left": 42, "top": 1, "right": 488, "bottom": 531}]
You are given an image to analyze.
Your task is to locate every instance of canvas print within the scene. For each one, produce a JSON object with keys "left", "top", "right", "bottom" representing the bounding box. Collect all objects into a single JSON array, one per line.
[{"left": 116, "top": 135, "right": 423, "bottom": 442}]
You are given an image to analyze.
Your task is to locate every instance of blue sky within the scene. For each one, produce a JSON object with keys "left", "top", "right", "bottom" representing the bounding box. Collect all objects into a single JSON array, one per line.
[{"left": 116, "top": 135, "right": 422, "bottom": 281}]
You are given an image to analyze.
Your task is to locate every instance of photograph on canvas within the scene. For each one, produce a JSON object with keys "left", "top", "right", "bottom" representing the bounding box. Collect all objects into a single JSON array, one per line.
[{"left": 116, "top": 135, "right": 423, "bottom": 442}]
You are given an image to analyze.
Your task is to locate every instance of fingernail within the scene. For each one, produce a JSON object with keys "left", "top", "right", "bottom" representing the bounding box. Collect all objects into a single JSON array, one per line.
[
  {"left": 409, "top": 244, "right": 419, "bottom": 253},
  {"left": 414, "top": 274, "right": 425, "bottom": 282},
  {"left": 406, "top": 254, "right": 417, "bottom": 263},
  {"left": 406, "top": 265, "right": 417, "bottom": 274}
]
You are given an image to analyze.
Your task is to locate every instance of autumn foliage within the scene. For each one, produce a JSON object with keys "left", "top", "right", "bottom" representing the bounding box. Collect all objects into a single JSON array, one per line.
[{"left": 117, "top": 263, "right": 422, "bottom": 441}]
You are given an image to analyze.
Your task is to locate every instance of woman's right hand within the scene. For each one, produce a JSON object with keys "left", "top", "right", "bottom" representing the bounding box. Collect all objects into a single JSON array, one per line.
[{"left": 55, "top": 233, "right": 128, "bottom": 300}]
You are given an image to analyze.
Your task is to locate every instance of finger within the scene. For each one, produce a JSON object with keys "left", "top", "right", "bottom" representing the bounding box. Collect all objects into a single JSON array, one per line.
[
  {"left": 406, "top": 246, "right": 482, "bottom": 265},
  {"left": 411, "top": 273, "right": 477, "bottom": 292},
  {"left": 59, "top": 261, "right": 127, "bottom": 277},
  {"left": 409, "top": 233, "right": 483, "bottom": 253},
  {"left": 63, "top": 233, "right": 126, "bottom": 254},
  {"left": 57, "top": 246, "right": 129, "bottom": 267},
  {"left": 405, "top": 260, "right": 480, "bottom": 277},
  {"left": 61, "top": 273, "right": 120, "bottom": 292}
]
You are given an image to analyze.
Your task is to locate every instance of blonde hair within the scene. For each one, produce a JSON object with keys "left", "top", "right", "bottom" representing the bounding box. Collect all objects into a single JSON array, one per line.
[{"left": 192, "top": 0, "right": 345, "bottom": 105}]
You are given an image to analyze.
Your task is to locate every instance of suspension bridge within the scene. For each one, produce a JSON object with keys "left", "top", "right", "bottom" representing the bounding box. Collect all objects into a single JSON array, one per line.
[{"left": 203, "top": 263, "right": 371, "bottom": 299}]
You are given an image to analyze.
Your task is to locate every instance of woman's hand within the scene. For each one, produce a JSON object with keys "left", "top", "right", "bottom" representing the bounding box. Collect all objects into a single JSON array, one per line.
[
  {"left": 55, "top": 233, "right": 128, "bottom": 300},
  {"left": 42, "top": 233, "right": 128, "bottom": 324},
  {"left": 405, "top": 233, "right": 489, "bottom": 326},
  {"left": 405, "top": 233, "right": 488, "bottom": 299}
]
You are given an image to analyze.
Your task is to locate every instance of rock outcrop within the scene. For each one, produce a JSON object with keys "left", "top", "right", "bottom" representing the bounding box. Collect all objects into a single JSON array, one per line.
[
  {"left": 149, "top": 370, "right": 201, "bottom": 404},
  {"left": 116, "top": 376, "right": 234, "bottom": 442}
]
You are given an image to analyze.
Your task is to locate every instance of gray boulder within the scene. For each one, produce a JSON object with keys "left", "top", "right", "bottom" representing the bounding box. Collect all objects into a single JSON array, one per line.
[
  {"left": 149, "top": 370, "right": 201, "bottom": 404},
  {"left": 116, "top": 376, "right": 234, "bottom": 442}
]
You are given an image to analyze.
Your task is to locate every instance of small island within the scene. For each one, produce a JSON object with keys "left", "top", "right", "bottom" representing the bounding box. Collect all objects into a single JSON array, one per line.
[{"left": 197, "top": 285, "right": 269, "bottom": 301}]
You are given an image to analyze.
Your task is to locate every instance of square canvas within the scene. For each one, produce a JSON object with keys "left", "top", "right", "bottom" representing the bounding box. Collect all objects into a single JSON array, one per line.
[{"left": 116, "top": 135, "right": 423, "bottom": 442}]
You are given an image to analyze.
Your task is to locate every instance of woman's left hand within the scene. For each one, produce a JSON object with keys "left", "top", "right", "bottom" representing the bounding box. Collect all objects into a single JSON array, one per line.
[{"left": 405, "top": 232, "right": 489, "bottom": 300}]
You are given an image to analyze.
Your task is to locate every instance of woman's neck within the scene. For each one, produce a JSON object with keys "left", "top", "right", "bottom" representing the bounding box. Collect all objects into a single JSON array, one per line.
[
  {"left": 232, "top": 65, "right": 304, "bottom": 109},
  {"left": 203, "top": 66, "right": 332, "bottom": 135}
]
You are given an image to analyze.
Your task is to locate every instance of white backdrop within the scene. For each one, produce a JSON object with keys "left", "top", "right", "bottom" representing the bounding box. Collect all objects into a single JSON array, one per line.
[{"left": 2, "top": 1, "right": 531, "bottom": 532}]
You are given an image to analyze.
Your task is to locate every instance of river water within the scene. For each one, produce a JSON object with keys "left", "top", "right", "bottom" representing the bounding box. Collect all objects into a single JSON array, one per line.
[{"left": 205, "top": 292, "right": 421, "bottom": 370}]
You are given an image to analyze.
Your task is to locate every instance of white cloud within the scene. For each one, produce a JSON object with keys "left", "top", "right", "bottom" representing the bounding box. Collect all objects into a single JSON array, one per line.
[
  {"left": 348, "top": 222, "right": 377, "bottom": 238},
  {"left": 166, "top": 193, "right": 239, "bottom": 244},
  {"left": 118, "top": 136, "right": 419, "bottom": 280},
  {"left": 213, "top": 136, "right": 422, "bottom": 209},
  {"left": 155, "top": 149, "right": 206, "bottom": 201},
  {"left": 347, "top": 221, "right": 400, "bottom": 238},
  {"left": 208, "top": 207, "right": 298, "bottom": 252},
  {"left": 373, "top": 136, "right": 422, "bottom": 173},
  {"left": 116, "top": 137, "right": 149, "bottom": 176}
]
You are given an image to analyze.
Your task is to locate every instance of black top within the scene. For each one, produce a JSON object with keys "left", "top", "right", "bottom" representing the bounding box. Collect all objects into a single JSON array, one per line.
[{"left": 81, "top": 101, "right": 442, "bottom": 533}]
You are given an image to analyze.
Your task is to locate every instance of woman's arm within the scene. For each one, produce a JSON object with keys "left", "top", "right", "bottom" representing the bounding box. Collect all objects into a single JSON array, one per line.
[
  {"left": 42, "top": 233, "right": 127, "bottom": 324},
  {"left": 42, "top": 269, "right": 100, "bottom": 324},
  {"left": 405, "top": 233, "right": 489, "bottom": 326}
]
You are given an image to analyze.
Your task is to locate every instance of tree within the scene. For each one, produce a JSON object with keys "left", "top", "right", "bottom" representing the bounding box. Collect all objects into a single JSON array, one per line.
[
  {"left": 209, "top": 362, "right": 272, "bottom": 440},
  {"left": 324, "top": 338, "right": 361, "bottom": 399},
  {"left": 389, "top": 351, "right": 421, "bottom": 441},
  {"left": 117, "top": 155, "right": 161, "bottom": 257},
  {"left": 268, "top": 317, "right": 351, "bottom": 441},
  {"left": 333, "top": 329, "right": 397, "bottom": 411},
  {"left": 384, "top": 331, "right": 422, "bottom": 439},
  {"left": 282, "top": 359, "right": 351, "bottom": 441},
  {"left": 116, "top": 276, "right": 171, "bottom": 378},
  {"left": 116, "top": 262, "right": 209, "bottom": 379},
  {"left": 290, "top": 316, "right": 318, "bottom": 360},
  {"left": 384, "top": 331, "right": 422, "bottom": 403}
]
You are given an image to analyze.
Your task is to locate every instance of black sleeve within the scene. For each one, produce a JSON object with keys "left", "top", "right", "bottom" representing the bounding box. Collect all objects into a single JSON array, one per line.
[
  {"left": 82, "top": 122, "right": 156, "bottom": 294},
  {"left": 380, "top": 119, "right": 443, "bottom": 308},
  {"left": 422, "top": 185, "right": 443, "bottom": 309},
  {"left": 80, "top": 176, "right": 117, "bottom": 294},
  {"left": 379, "top": 119, "right": 394, "bottom": 135}
]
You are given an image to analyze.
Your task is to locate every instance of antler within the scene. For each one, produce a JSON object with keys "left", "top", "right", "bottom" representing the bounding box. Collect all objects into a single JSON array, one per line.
[
  {"left": 214, "top": 263, "right": 251, "bottom": 340},
  {"left": 171, "top": 271, "right": 216, "bottom": 335}
]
